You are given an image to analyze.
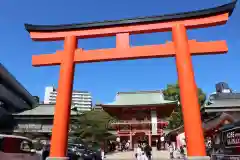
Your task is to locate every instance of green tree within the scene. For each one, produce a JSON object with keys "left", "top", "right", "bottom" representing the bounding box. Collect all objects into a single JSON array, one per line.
[
  {"left": 163, "top": 82, "right": 206, "bottom": 129},
  {"left": 71, "top": 110, "right": 116, "bottom": 145}
]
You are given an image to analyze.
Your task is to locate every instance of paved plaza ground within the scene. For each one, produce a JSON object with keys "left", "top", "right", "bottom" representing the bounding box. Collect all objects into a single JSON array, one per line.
[{"left": 105, "top": 149, "right": 183, "bottom": 160}]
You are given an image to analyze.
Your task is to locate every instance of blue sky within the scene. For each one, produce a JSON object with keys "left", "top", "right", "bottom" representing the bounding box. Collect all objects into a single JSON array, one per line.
[{"left": 0, "top": 0, "right": 239, "bottom": 104}]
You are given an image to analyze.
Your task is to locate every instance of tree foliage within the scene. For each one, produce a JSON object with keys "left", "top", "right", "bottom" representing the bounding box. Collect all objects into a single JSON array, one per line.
[
  {"left": 71, "top": 110, "right": 116, "bottom": 145},
  {"left": 163, "top": 82, "right": 206, "bottom": 129}
]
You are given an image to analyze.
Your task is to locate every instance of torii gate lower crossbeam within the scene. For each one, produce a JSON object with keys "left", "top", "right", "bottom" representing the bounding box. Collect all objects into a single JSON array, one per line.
[{"left": 24, "top": 1, "right": 236, "bottom": 159}]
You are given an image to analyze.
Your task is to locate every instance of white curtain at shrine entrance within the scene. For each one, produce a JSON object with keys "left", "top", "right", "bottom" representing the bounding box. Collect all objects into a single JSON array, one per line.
[{"left": 151, "top": 110, "right": 157, "bottom": 135}]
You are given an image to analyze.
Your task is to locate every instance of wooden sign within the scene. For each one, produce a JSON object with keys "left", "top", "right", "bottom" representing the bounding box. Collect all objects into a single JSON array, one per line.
[{"left": 222, "top": 127, "right": 240, "bottom": 148}]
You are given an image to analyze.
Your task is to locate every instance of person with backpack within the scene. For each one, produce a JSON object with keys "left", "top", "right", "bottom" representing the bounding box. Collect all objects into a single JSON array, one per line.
[{"left": 144, "top": 143, "right": 152, "bottom": 160}]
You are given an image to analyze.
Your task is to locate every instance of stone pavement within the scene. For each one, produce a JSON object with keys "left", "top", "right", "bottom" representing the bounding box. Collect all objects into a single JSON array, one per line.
[{"left": 105, "top": 149, "right": 180, "bottom": 160}]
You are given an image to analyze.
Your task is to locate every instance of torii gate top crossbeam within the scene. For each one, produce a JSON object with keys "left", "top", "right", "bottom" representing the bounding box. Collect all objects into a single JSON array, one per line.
[
  {"left": 24, "top": 1, "right": 237, "bottom": 66},
  {"left": 25, "top": 0, "right": 237, "bottom": 41}
]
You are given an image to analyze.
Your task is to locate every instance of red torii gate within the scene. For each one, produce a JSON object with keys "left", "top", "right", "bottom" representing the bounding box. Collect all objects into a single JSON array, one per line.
[{"left": 25, "top": 1, "right": 237, "bottom": 159}]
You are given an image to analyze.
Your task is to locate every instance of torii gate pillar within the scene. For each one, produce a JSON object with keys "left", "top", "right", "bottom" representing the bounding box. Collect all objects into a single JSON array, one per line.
[
  {"left": 173, "top": 24, "right": 206, "bottom": 155},
  {"left": 50, "top": 36, "right": 77, "bottom": 157}
]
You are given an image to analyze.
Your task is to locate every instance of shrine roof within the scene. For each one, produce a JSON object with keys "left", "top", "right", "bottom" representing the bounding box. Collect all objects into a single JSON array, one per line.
[
  {"left": 13, "top": 104, "right": 78, "bottom": 116},
  {"left": 201, "top": 93, "right": 240, "bottom": 112},
  {"left": 25, "top": 0, "right": 237, "bottom": 32},
  {"left": 99, "top": 90, "right": 176, "bottom": 107},
  {"left": 204, "top": 99, "right": 240, "bottom": 108}
]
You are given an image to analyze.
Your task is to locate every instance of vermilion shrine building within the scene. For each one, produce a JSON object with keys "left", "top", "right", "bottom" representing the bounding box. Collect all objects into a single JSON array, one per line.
[{"left": 98, "top": 90, "right": 177, "bottom": 149}]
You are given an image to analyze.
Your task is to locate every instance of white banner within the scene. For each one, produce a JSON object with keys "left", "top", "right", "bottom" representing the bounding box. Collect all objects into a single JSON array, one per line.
[{"left": 151, "top": 110, "right": 157, "bottom": 135}]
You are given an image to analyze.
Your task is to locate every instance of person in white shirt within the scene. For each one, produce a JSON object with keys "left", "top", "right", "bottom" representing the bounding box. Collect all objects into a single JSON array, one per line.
[
  {"left": 101, "top": 150, "right": 105, "bottom": 160},
  {"left": 169, "top": 144, "right": 174, "bottom": 159},
  {"left": 135, "top": 144, "right": 143, "bottom": 160},
  {"left": 126, "top": 142, "right": 130, "bottom": 150},
  {"left": 100, "top": 147, "right": 105, "bottom": 160}
]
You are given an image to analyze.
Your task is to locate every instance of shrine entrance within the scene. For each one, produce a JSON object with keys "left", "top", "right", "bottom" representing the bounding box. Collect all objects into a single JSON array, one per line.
[
  {"left": 134, "top": 132, "right": 148, "bottom": 144},
  {"left": 25, "top": 1, "right": 236, "bottom": 159}
]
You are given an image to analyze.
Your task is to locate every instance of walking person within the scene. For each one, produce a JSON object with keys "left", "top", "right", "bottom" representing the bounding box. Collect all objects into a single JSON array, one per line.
[
  {"left": 144, "top": 143, "right": 152, "bottom": 160},
  {"left": 121, "top": 140, "right": 126, "bottom": 152},
  {"left": 42, "top": 144, "right": 50, "bottom": 160},
  {"left": 135, "top": 144, "right": 143, "bottom": 160},
  {"left": 160, "top": 136, "right": 165, "bottom": 150},
  {"left": 100, "top": 146, "right": 105, "bottom": 160},
  {"left": 125, "top": 140, "right": 130, "bottom": 151},
  {"left": 169, "top": 143, "right": 174, "bottom": 159},
  {"left": 101, "top": 150, "right": 105, "bottom": 160},
  {"left": 180, "top": 145, "right": 187, "bottom": 159}
]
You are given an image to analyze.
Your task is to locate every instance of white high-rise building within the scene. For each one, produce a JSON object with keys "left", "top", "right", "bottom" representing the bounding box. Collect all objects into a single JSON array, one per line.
[{"left": 44, "top": 86, "right": 92, "bottom": 111}]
